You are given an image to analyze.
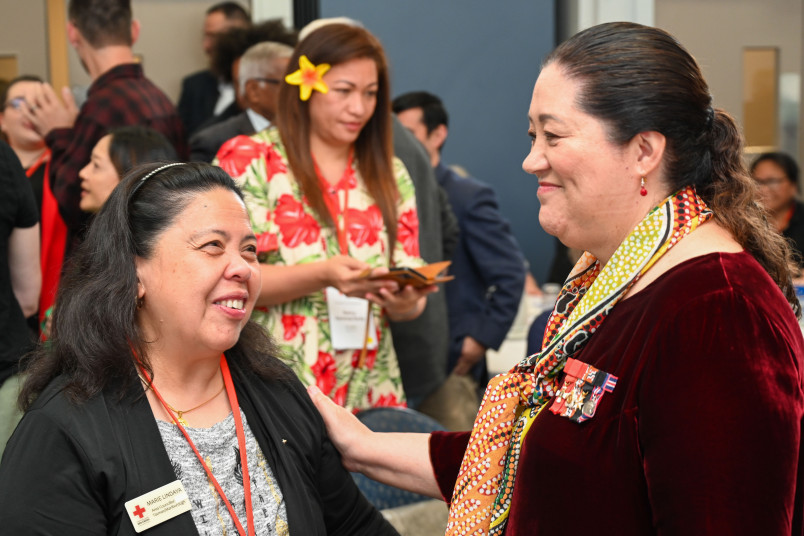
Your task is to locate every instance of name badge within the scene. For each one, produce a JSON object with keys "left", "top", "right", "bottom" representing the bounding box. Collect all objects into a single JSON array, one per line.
[
  {"left": 325, "top": 286, "right": 378, "bottom": 350},
  {"left": 125, "top": 480, "right": 192, "bottom": 533}
]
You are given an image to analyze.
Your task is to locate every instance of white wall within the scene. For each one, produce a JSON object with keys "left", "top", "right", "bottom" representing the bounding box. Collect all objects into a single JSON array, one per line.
[
  {"left": 0, "top": 0, "right": 49, "bottom": 80},
  {"left": 63, "top": 0, "right": 293, "bottom": 104},
  {"left": 656, "top": 0, "right": 802, "bottom": 157}
]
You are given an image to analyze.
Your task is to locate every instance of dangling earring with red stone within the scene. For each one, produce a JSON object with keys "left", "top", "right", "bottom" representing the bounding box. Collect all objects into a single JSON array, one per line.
[{"left": 640, "top": 176, "right": 647, "bottom": 196}]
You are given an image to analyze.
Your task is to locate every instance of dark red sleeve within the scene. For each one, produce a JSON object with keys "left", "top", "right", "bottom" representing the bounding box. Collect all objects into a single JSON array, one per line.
[
  {"left": 640, "top": 282, "right": 804, "bottom": 535},
  {"left": 429, "top": 430, "right": 471, "bottom": 503}
]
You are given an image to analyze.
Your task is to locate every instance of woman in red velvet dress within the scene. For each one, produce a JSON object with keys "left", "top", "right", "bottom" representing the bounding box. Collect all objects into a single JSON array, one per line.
[{"left": 307, "top": 22, "right": 804, "bottom": 536}]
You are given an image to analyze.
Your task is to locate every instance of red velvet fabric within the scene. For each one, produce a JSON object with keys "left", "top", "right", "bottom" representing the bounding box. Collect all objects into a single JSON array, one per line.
[{"left": 430, "top": 252, "right": 804, "bottom": 535}]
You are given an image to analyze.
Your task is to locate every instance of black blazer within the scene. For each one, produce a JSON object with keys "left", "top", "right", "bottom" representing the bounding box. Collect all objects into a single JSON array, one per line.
[
  {"left": 388, "top": 118, "right": 458, "bottom": 403},
  {"left": 177, "top": 70, "right": 219, "bottom": 138},
  {"left": 189, "top": 112, "right": 256, "bottom": 163},
  {"left": 435, "top": 162, "right": 526, "bottom": 382},
  {"left": 0, "top": 360, "right": 398, "bottom": 535}
]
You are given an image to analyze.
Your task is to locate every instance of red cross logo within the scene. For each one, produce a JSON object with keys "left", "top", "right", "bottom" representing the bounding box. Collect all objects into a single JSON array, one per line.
[{"left": 132, "top": 505, "right": 146, "bottom": 519}]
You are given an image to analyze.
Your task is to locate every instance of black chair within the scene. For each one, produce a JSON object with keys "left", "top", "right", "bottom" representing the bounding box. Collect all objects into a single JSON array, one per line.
[{"left": 352, "top": 407, "right": 447, "bottom": 510}]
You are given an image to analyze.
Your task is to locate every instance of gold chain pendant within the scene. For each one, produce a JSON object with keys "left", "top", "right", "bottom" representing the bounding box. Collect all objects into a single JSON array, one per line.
[{"left": 176, "top": 411, "right": 189, "bottom": 427}]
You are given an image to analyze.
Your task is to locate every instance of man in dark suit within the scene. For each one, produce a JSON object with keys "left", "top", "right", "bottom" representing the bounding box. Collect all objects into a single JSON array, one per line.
[
  {"left": 177, "top": 2, "right": 250, "bottom": 138},
  {"left": 394, "top": 91, "right": 526, "bottom": 429},
  {"left": 190, "top": 41, "right": 292, "bottom": 162}
]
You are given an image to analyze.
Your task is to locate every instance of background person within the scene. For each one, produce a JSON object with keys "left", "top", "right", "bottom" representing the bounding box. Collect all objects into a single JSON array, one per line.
[
  {"left": 0, "top": 75, "right": 50, "bottom": 213},
  {"left": 393, "top": 90, "right": 527, "bottom": 430},
  {"left": 296, "top": 16, "right": 461, "bottom": 421},
  {"left": 79, "top": 125, "right": 178, "bottom": 213},
  {"left": 0, "top": 141, "right": 40, "bottom": 456},
  {"left": 750, "top": 151, "right": 804, "bottom": 269},
  {"left": 0, "top": 75, "right": 67, "bottom": 329},
  {"left": 0, "top": 162, "right": 399, "bottom": 535},
  {"left": 23, "top": 0, "right": 186, "bottom": 260},
  {"left": 307, "top": 21, "right": 804, "bottom": 535},
  {"left": 176, "top": 1, "right": 251, "bottom": 138},
  {"left": 189, "top": 41, "right": 293, "bottom": 163},
  {"left": 216, "top": 23, "right": 434, "bottom": 412},
  {"left": 199, "top": 19, "right": 298, "bottom": 136}
]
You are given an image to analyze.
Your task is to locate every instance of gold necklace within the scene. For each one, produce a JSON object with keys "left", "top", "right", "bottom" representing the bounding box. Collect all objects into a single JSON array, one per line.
[{"left": 163, "top": 383, "right": 226, "bottom": 426}]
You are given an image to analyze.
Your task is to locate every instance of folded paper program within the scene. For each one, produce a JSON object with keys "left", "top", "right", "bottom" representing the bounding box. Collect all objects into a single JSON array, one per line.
[{"left": 360, "top": 261, "right": 454, "bottom": 288}]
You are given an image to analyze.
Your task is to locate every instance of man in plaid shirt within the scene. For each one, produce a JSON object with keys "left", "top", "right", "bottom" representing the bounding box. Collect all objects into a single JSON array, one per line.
[{"left": 24, "top": 0, "right": 186, "bottom": 256}]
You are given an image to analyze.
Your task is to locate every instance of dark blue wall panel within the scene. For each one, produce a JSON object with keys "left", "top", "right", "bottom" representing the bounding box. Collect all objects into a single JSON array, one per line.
[{"left": 320, "top": 0, "right": 557, "bottom": 282}]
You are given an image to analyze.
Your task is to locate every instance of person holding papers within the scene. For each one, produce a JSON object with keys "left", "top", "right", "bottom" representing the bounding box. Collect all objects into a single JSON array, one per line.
[{"left": 216, "top": 24, "right": 434, "bottom": 411}]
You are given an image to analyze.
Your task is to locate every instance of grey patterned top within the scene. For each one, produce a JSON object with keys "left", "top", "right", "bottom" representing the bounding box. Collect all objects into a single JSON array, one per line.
[{"left": 156, "top": 410, "right": 289, "bottom": 535}]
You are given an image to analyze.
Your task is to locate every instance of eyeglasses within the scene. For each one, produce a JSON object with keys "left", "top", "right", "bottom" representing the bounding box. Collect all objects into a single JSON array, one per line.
[
  {"left": 251, "top": 78, "right": 282, "bottom": 86},
  {"left": 754, "top": 177, "right": 790, "bottom": 189},
  {"left": 3, "top": 96, "right": 26, "bottom": 111}
]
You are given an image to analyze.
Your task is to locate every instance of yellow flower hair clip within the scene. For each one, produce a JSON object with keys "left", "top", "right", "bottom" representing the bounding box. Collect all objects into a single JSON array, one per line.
[{"left": 285, "top": 55, "right": 331, "bottom": 101}]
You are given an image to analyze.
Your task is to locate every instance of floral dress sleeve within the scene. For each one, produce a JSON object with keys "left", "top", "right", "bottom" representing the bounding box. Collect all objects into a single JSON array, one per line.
[
  {"left": 392, "top": 156, "right": 424, "bottom": 268},
  {"left": 214, "top": 130, "right": 292, "bottom": 264}
]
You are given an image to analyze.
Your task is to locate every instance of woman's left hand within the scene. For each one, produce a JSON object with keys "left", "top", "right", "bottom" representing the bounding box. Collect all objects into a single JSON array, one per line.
[{"left": 366, "top": 284, "right": 438, "bottom": 322}]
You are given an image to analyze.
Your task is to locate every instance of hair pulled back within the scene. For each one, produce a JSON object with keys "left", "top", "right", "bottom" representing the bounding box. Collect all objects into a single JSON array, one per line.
[
  {"left": 20, "top": 162, "right": 287, "bottom": 410},
  {"left": 546, "top": 21, "right": 798, "bottom": 314}
]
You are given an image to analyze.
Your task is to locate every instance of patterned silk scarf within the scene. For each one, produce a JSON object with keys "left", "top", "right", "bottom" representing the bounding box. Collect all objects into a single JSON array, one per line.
[{"left": 445, "top": 186, "right": 713, "bottom": 536}]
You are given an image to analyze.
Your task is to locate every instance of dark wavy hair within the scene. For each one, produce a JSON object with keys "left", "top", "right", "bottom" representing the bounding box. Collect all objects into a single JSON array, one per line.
[
  {"left": 210, "top": 19, "right": 298, "bottom": 82},
  {"left": 276, "top": 23, "right": 399, "bottom": 260},
  {"left": 20, "top": 162, "right": 290, "bottom": 409},
  {"left": 545, "top": 21, "right": 799, "bottom": 315}
]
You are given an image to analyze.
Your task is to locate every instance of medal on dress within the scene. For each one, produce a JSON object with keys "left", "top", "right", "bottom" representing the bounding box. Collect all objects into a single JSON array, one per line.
[{"left": 549, "top": 358, "right": 618, "bottom": 423}]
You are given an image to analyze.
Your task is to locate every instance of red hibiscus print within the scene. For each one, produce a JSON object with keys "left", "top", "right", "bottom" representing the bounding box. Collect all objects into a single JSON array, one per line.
[
  {"left": 350, "top": 347, "right": 377, "bottom": 370},
  {"left": 255, "top": 231, "right": 278, "bottom": 254},
  {"left": 274, "top": 194, "right": 321, "bottom": 247},
  {"left": 375, "top": 393, "right": 406, "bottom": 408},
  {"left": 346, "top": 205, "right": 383, "bottom": 247},
  {"left": 281, "top": 314, "right": 305, "bottom": 341},
  {"left": 215, "top": 135, "right": 272, "bottom": 177},
  {"left": 332, "top": 384, "right": 348, "bottom": 407},
  {"left": 397, "top": 209, "right": 420, "bottom": 257},
  {"left": 264, "top": 145, "right": 287, "bottom": 178},
  {"left": 311, "top": 351, "right": 337, "bottom": 395}
]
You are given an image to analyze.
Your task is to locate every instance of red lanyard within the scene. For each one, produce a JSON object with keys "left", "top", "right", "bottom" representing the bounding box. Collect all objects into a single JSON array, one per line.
[
  {"left": 139, "top": 355, "right": 255, "bottom": 536},
  {"left": 313, "top": 148, "right": 354, "bottom": 256},
  {"left": 25, "top": 149, "right": 50, "bottom": 179}
]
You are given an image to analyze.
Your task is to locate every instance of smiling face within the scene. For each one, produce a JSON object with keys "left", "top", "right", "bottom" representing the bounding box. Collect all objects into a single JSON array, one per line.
[
  {"left": 522, "top": 63, "right": 649, "bottom": 259},
  {"left": 135, "top": 187, "right": 261, "bottom": 361},
  {"left": 79, "top": 134, "right": 120, "bottom": 213},
  {"left": 307, "top": 56, "right": 379, "bottom": 151},
  {"left": 0, "top": 80, "right": 46, "bottom": 152},
  {"left": 752, "top": 159, "right": 797, "bottom": 214}
]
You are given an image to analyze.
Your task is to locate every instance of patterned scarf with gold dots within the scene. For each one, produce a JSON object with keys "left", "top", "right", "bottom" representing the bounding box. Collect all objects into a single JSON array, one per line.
[{"left": 445, "top": 186, "right": 713, "bottom": 536}]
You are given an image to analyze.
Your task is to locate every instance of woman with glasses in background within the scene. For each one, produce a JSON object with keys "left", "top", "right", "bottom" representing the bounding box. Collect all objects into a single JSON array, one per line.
[
  {"left": 750, "top": 152, "right": 804, "bottom": 271},
  {"left": 0, "top": 75, "right": 66, "bottom": 333}
]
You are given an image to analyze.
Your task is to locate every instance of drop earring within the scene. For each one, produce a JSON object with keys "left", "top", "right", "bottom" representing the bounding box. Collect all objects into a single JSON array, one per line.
[{"left": 640, "top": 177, "right": 647, "bottom": 197}]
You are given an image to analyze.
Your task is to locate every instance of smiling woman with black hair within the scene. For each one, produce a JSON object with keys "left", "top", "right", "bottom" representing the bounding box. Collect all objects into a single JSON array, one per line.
[{"left": 0, "top": 162, "right": 398, "bottom": 535}]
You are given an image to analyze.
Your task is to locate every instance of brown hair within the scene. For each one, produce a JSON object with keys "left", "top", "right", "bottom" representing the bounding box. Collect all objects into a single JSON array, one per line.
[
  {"left": 275, "top": 23, "right": 399, "bottom": 260},
  {"left": 545, "top": 22, "right": 799, "bottom": 315},
  {"left": 68, "top": 0, "right": 132, "bottom": 48}
]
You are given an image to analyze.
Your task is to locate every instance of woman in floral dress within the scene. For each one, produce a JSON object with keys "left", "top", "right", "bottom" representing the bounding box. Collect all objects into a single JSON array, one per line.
[{"left": 216, "top": 24, "right": 434, "bottom": 411}]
